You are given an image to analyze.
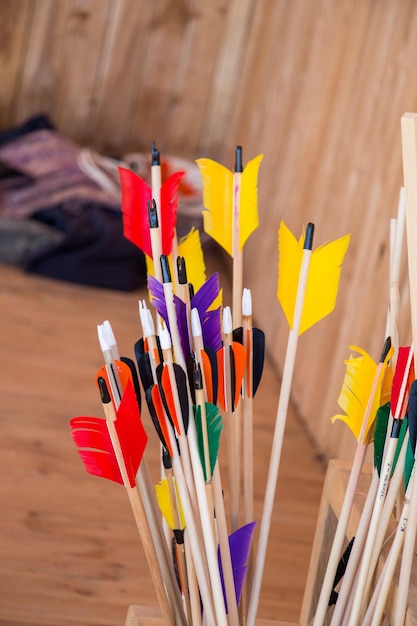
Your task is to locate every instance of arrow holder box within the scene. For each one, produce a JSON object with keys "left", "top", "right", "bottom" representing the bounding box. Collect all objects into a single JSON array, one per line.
[{"left": 125, "top": 460, "right": 417, "bottom": 626}]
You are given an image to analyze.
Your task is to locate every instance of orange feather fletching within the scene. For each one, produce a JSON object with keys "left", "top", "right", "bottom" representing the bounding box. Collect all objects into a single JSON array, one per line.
[{"left": 216, "top": 342, "right": 246, "bottom": 412}]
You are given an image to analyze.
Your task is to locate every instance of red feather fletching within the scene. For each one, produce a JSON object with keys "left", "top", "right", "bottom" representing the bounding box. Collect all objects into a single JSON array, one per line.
[
  {"left": 118, "top": 167, "right": 185, "bottom": 258},
  {"left": 119, "top": 167, "right": 152, "bottom": 257},
  {"left": 70, "top": 380, "right": 147, "bottom": 487},
  {"left": 391, "top": 346, "right": 415, "bottom": 419}
]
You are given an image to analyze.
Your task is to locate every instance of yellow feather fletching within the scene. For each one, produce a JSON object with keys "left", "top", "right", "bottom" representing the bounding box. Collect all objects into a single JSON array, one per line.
[
  {"left": 196, "top": 158, "right": 232, "bottom": 254},
  {"left": 331, "top": 345, "right": 393, "bottom": 443},
  {"left": 178, "top": 227, "right": 206, "bottom": 292},
  {"left": 380, "top": 361, "right": 393, "bottom": 407},
  {"left": 239, "top": 154, "right": 263, "bottom": 250},
  {"left": 277, "top": 220, "right": 350, "bottom": 334},
  {"left": 155, "top": 477, "right": 185, "bottom": 530},
  {"left": 145, "top": 253, "right": 155, "bottom": 279},
  {"left": 145, "top": 228, "right": 222, "bottom": 309},
  {"left": 196, "top": 155, "right": 263, "bottom": 256},
  {"left": 145, "top": 227, "right": 205, "bottom": 289}
]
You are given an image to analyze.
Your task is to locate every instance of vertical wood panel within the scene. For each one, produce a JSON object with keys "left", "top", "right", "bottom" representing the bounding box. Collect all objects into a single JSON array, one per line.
[
  {"left": 0, "top": 0, "right": 34, "bottom": 127},
  {"left": 3, "top": 0, "right": 417, "bottom": 461},
  {"left": 54, "top": 0, "right": 112, "bottom": 142},
  {"left": 91, "top": 0, "right": 156, "bottom": 153},
  {"left": 15, "top": 0, "right": 73, "bottom": 125},
  {"left": 128, "top": 0, "right": 203, "bottom": 153},
  {"left": 163, "top": 0, "right": 230, "bottom": 157},
  {"left": 196, "top": 0, "right": 257, "bottom": 158},
  {"left": 231, "top": 0, "right": 417, "bottom": 461}
]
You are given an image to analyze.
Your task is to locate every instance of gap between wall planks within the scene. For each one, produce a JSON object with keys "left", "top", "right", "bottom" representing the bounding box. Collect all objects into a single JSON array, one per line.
[{"left": 1, "top": 1, "right": 417, "bottom": 461}]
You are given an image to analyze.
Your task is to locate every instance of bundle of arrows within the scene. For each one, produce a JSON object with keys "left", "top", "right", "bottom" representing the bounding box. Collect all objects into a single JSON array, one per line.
[
  {"left": 76, "top": 134, "right": 417, "bottom": 626},
  {"left": 310, "top": 114, "right": 417, "bottom": 626}
]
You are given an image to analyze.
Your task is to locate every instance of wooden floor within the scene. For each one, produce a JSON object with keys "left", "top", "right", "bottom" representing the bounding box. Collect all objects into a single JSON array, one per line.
[{"left": 0, "top": 260, "right": 326, "bottom": 626}]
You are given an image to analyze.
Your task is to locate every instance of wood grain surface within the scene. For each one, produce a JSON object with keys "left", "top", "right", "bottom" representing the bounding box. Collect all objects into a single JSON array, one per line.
[{"left": 0, "top": 261, "right": 324, "bottom": 625}]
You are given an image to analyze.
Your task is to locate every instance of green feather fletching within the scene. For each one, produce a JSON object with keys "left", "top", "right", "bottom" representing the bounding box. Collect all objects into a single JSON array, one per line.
[
  {"left": 373, "top": 402, "right": 390, "bottom": 476},
  {"left": 374, "top": 403, "right": 408, "bottom": 479},
  {"left": 194, "top": 402, "right": 223, "bottom": 480},
  {"left": 405, "top": 432, "right": 415, "bottom": 492}
]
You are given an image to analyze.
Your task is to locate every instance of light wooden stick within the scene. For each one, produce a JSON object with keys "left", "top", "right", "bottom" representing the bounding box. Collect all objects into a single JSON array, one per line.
[
  {"left": 186, "top": 404, "right": 229, "bottom": 626},
  {"left": 191, "top": 308, "right": 211, "bottom": 403},
  {"left": 135, "top": 464, "right": 187, "bottom": 626},
  {"left": 366, "top": 491, "right": 412, "bottom": 626},
  {"left": 223, "top": 305, "right": 241, "bottom": 532},
  {"left": 364, "top": 429, "right": 409, "bottom": 593},
  {"left": 101, "top": 391, "right": 181, "bottom": 626},
  {"left": 242, "top": 288, "right": 255, "bottom": 597},
  {"left": 347, "top": 345, "right": 412, "bottom": 626},
  {"left": 361, "top": 441, "right": 412, "bottom": 626},
  {"left": 184, "top": 532, "right": 203, "bottom": 626},
  {"left": 97, "top": 325, "right": 182, "bottom": 622},
  {"left": 312, "top": 337, "right": 392, "bottom": 626},
  {"left": 247, "top": 224, "right": 314, "bottom": 626},
  {"left": 159, "top": 323, "right": 199, "bottom": 517},
  {"left": 347, "top": 437, "right": 401, "bottom": 626},
  {"left": 149, "top": 199, "right": 163, "bottom": 284},
  {"left": 138, "top": 299, "right": 160, "bottom": 383},
  {"left": 160, "top": 323, "right": 229, "bottom": 626},
  {"left": 329, "top": 469, "right": 379, "bottom": 626},
  {"left": 151, "top": 141, "right": 162, "bottom": 227},
  {"left": 161, "top": 255, "right": 187, "bottom": 369},
  {"left": 213, "top": 463, "right": 240, "bottom": 626},
  {"left": 176, "top": 256, "right": 193, "bottom": 350},
  {"left": 394, "top": 111, "right": 417, "bottom": 626},
  {"left": 232, "top": 146, "right": 243, "bottom": 329},
  {"left": 168, "top": 420, "right": 218, "bottom": 625},
  {"left": 164, "top": 469, "right": 193, "bottom": 625},
  {"left": 387, "top": 188, "right": 406, "bottom": 360},
  {"left": 193, "top": 363, "right": 216, "bottom": 541}
]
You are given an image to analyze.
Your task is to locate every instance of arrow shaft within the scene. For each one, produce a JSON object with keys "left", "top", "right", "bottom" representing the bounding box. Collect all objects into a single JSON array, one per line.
[
  {"left": 347, "top": 435, "right": 399, "bottom": 626},
  {"left": 247, "top": 246, "right": 312, "bottom": 626},
  {"left": 232, "top": 170, "right": 242, "bottom": 328}
]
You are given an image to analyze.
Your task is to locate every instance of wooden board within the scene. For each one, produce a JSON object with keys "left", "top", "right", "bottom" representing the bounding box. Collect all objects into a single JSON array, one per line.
[
  {"left": 125, "top": 605, "right": 296, "bottom": 626},
  {"left": 0, "top": 262, "right": 325, "bottom": 625},
  {"left": 300, "top": 460, "right": 417, "bottom": 626},
  {"left": 1, "top": 0, "right": 417, "bottom": 471}
]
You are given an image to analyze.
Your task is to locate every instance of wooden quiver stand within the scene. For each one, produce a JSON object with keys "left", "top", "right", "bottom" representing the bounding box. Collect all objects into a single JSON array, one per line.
[
  {"left": 126, "top": 460, "right": 417, "bottom": 626},
  {"left": 301, "top": 460, "right": 417, "bottom": 626},
  {"left": 125, "top": 605, "right": 287, "bottom": 625}
]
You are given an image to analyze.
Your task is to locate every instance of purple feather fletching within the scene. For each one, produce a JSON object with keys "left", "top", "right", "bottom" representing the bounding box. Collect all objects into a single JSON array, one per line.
[
  {"left": 192, "top": 272, "right": 220, "bottom": 311},
  {"left": 148, "top": 271, "right": 222, "bottom": 353},
  {"left": 174, "top": 295, "right": 191, "bottom": 358},
  {"left": 201, "top": 308, "right": 222, "bottom": 353},
  {"left": 191, "top": 273, "right": 222, "bottom": 352},
  {"left": 218, "top": 521, "right": 256, "bottom": 611},
  {"left": 147, "top": 275, "right": 169, "bottom": 328}
]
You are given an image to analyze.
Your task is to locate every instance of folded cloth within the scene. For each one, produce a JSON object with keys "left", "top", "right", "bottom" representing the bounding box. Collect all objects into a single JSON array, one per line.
[
  {"left": 0, "top": 128, "right": 120, "bottom": 220},
  {"left": 0, "top": 216, "right": 63, "bottom": 265},
  {"left": 0, "top": 113, "right": 54, "bottom": 147},
  {"left": 0, "top": 115, "right": 146, "bottom": 290},
  {"left": 25, "top": 202, "right": 146, "bottom": 291}
]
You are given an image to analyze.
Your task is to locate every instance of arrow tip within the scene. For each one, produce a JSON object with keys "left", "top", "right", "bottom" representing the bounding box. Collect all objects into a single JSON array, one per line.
[
  {"left": 151, "top": 141, "right": 160, "bottom": 165},
  {"left": 304, "top": 222, "right": 315, "bottom": 250},
  {"left": 235, "top": 145, "right": 243, "bottom": 173}
]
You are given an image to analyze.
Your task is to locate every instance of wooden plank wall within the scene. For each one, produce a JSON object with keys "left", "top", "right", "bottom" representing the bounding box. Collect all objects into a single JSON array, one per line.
[{"left": 2, "top": 0, "right": 417, "bottom": 461}]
